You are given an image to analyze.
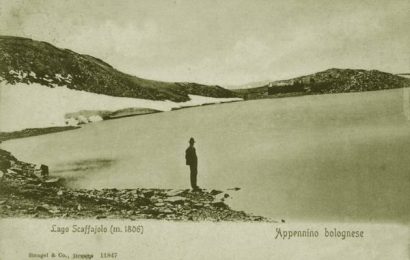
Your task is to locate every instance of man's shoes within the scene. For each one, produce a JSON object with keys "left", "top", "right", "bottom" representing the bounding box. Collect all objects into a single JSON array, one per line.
[{"left": 192, "top": 186, "right": 201, "bottom": 191}]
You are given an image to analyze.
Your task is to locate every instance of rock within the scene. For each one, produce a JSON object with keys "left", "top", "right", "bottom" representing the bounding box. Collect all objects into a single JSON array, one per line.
[
  {"left": 40, "top": 164, "right": 49, "bottom": 177},
  {"left": 26, "top": 177, "right": 41, "bottom": 184},
  {"left": 0, "top": 200, "right": 6, "bottom": 205},
  {"left": 57, "top": 190, "right": 64, "bottom": 196},
  {"left": 9, "top": 166, "right": 22, "bottom": 173},
  {"left": 32, "top": 164, "right": 44, "bottom": 178},
  {"left": 214, "top": 193, "right": 226, "bottom": 202},
  {"left": 142, "top": 190, "right": 154, "bottom": 198},
  {"left": 127, "top": 210, "right": 134, "bottom": 215},
  {"left": 155, "top": 202, "right": 165, "bottom": 207},
  {"left": 35, "top": 205, "right": 49, "bottom": 212},
  {"left": 224, "top": 193, "right": 230, "bottom": 198},
  {"left": 164, "top": 196, "right": 186, "bottom": 203},
  {"left": 7, "top": 169, "right": 16, "bottom": 175},
  {"left": 45, "top": 178, "right": 60, "bottom": 184},
  {"left": 211, "top": 202, "right": 228, "bottom": 209},
  {"left": 134, "top": 197, "right": 151, "bottom": 206},
  {"left": 161, "top": 208, "right": 173, "bottom": 214},
  {"left": 193, "top": 203, "right": 203, "bottom": 208},
  {"left": 0, "top": 160, "right": 11, "bottom": 171},
  {"left": 77, "top": 205, "right": 82, "bottom": 211},
  {"left": 166, "top": 189, "right": 184, "bottom": 197},
  {"left": 49, "top": 208, "right": 61, "bottom": 214},
  {"left": 0, "top": 170, "right": 4, "bottom": 178},
  {"left": 165, "top": 214, "right": 176, "bottom": 219},
  {"left": 228, "top": 187, "right": 241, "bottom": 191},
  {"left": 210, "top": 190, "right": 223, "bottom": 196}
]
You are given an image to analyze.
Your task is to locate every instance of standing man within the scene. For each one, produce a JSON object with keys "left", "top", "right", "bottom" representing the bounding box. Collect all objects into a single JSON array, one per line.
[{"left": 185, "top": 137, "right": 199, "bottom": 190}]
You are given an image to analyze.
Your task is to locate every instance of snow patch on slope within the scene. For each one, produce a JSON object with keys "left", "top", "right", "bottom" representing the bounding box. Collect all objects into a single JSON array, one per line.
[
  {"left": 7, "top": 69, "right": 73, "bottom": 85},
  {"left": 0, "top": 82, "right": 241, "bottom": 132}
]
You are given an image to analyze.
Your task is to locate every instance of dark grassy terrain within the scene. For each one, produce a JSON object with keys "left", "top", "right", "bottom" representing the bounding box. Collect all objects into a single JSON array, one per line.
[
  {"left": 0, "top": 126, "right": 79, "bottom": 142},
  {"left": 0, "top": 36, "right": 237, "bottom": 102}
]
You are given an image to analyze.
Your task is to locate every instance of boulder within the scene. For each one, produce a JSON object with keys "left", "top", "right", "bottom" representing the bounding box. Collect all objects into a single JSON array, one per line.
[
  {"left": 40, "top": 164, "right": 49, "bottom": 178},
  {"left": 0, "top": 159, "right": 11, "bottom": 171},
  {"left": 211, "top": 202, "right": 228, "bottom": 209},
  {"left": 165, "top": 189, "right": 184, "bottom": 197},
  {"left": 9, "top": 166, "right": 22, "bottom": 174},
  {"left": 210, "top": 190, "right": 223, "bottom": 196},
  {"left": 142, "top": 190, "right": 154, "bottom": 198},
  {"left": 35, "top": 204, "right": 50, "bottom": 212},
  {"left": 5, "top": 169, "right": 13, "bottom": 174}
]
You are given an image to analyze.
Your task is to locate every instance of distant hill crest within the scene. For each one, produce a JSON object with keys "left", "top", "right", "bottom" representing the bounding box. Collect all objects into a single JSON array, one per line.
[{"left": 233, "top": 68, "right": 410, "bottom": 99}]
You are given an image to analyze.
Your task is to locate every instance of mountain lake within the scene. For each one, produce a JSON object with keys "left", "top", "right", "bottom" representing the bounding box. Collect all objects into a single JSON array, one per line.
[{"left": 2, "top": 88, "right": 410, "bottom": 223}]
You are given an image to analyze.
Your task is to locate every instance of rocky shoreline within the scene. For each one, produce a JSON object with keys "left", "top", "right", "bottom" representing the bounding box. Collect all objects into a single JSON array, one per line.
[{"left": 0, "top": 149, "right": 269, "bottom": 222}]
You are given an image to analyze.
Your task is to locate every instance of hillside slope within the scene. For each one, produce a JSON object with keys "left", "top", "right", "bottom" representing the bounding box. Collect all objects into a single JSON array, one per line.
[
  {"left": 0, "top": 36, "right": 236, "bottom": 102},
  {"left": 234, "top": 68, "right": 410, "bottom": 99},
  {"left": 0, "top": 36, "right": 241, "bottom": 132}
]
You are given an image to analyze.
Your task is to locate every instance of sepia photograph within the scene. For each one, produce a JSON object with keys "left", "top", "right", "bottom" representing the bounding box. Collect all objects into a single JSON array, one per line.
[{"left": 0, "top": 0, "right": 409, "bottom": 259}]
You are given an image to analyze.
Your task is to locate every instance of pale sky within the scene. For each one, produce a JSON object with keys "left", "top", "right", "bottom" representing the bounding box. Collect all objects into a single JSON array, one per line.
[{"left": 0, "top": 0, "right": 409, "bottom": 86}]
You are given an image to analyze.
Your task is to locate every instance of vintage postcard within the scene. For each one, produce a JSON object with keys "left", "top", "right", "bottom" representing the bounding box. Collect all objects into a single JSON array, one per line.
[{"left": 0, "top": 0, "right": 409, "bottom": 259}]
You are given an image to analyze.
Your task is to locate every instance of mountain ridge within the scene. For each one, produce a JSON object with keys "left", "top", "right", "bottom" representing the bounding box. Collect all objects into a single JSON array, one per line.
[{"left": 0, "top": 36, "right": 237, "bottom": 102}]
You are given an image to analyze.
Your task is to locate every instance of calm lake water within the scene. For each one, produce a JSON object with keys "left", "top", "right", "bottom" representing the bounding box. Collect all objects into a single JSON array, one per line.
[{"left": 2, "top": 89, "right": 410, "bottom": 223}]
